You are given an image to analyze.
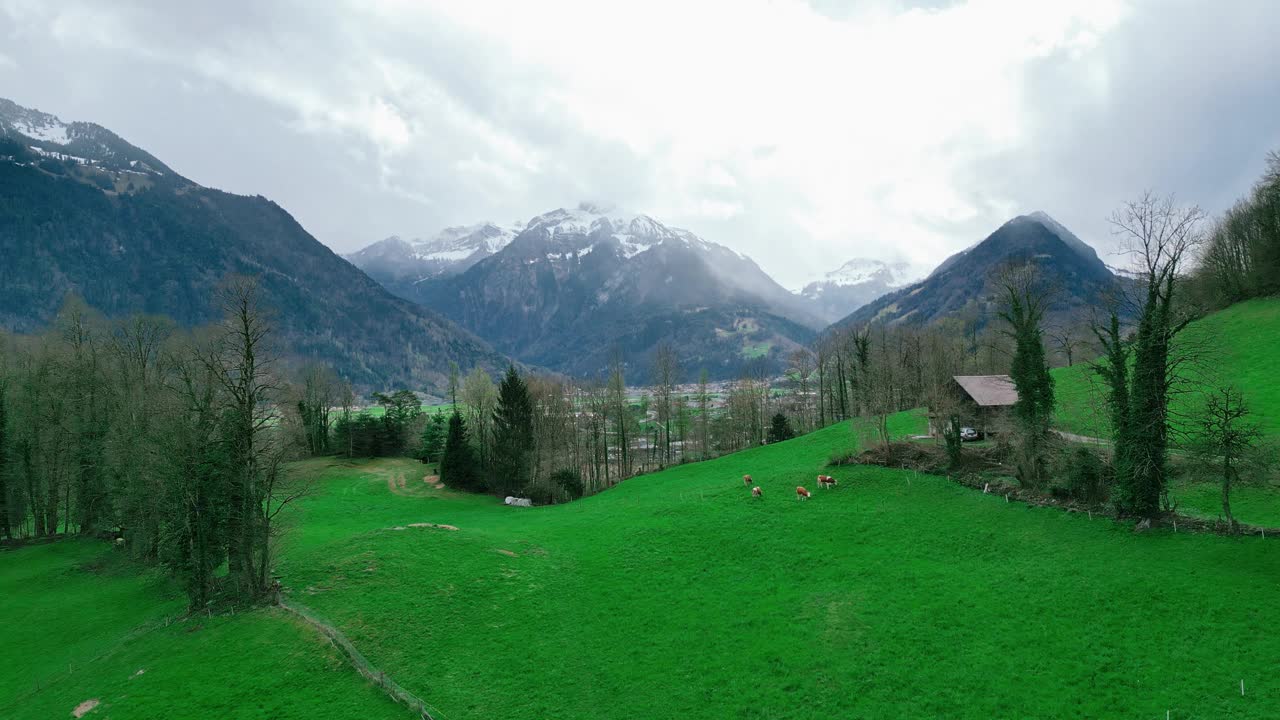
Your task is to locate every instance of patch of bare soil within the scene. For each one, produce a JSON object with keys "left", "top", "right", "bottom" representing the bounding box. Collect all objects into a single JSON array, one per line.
[
  {"left": 384, "top": 469, "right": 438, "bottom": 497},
  {"left": 494, "top": 549, "right": 518, "bottom": 557},
  {"left": 407, "top": 523, "right": 459, "bottom": 531},
  {"left": 73, "top": 699, "right": 100, "bottom": 717}
]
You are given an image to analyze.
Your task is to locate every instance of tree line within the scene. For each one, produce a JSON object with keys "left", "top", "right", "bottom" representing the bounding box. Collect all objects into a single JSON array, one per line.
[
  {"left": 431, "top": 350, "right": 797, "bottom": 502},
  {"left": 0, "top": 278, "right": 337, "bottom": 608}
]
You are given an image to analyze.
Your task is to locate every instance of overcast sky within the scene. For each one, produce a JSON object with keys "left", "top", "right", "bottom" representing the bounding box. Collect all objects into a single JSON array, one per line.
[{"left": 3, "top": 0, "right": 1278, "bottom": 287}]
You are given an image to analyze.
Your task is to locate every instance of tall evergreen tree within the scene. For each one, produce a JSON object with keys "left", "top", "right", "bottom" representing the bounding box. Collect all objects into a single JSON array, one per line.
[
  {"left": 766, "top": 413, "right": 795, "bottom": 444},
  {"left": 418, "top": 410, "right": 447, "bottom": 465},
  {"left": 1092, "top": 312, "right": 1132, "bottom": 492},
  {"left": 996, "top": 264, "right": 1056, "bottom": 488},
  {"left": 440, "top": 411, "right": 480, "bottom": 491},
  {"left": 492, "top": 365, "right": 535, "bottom": 495}
]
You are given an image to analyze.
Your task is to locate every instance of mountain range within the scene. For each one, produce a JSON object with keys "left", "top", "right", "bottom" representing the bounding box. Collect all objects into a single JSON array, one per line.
[
  {"left": 345, "top": 221, "right": 525, "bottom": 285},
  {"left": 357, "top": 204, "right": 823, "bottom": 379},
  {"left": 0, "top": 98, "right": 507, "bottom": 390},
  {"left": 3, "top": 96, "right": 1120, "bottom": 389},
  {"left": 797, "top": 259, "right": 917, "bottom": 323},
  {"left": 350, "top": 205, "right": 1118, "bottom": 378}
]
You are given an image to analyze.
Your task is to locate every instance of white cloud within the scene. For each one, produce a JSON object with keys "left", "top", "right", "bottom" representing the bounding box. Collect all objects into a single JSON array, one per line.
[{"left": 5, "top": 0, "right": 1278, "bottom": 288}]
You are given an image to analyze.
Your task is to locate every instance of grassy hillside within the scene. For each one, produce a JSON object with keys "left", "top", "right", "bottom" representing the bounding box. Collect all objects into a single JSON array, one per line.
[
  {"left": 1054, "top": 297, "right": 1280, "bottom": 438},
  {"left": 272, "top": 418, "right": 1276, "bottom": 719},
  {"left": 5, "top": 411, "right": 1278, "bottom": 718},
  {"left": 0, "top": 541, "right": 409, "bottom": 720}
]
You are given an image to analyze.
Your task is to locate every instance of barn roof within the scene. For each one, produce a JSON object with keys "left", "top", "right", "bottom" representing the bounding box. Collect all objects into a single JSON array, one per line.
[{"left": 953, "top": 375, "right": 1018, "bottom": 407}]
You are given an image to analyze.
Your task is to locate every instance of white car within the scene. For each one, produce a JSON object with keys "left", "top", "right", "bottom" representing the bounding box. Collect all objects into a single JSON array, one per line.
[{"left": 959, "top": 427, "right": 982, "bottom": 442}]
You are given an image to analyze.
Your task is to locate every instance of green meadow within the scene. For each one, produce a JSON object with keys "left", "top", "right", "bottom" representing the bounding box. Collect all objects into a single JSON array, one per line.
[
  {"left": 1, "top": 541, "right": 406, "bottom": 720},
  {"left": 1053, "top": 298, "right": 1280, "bottom": 439},
  {"left": 7, "top": 410, "right": 1276, "bottom": 719}
]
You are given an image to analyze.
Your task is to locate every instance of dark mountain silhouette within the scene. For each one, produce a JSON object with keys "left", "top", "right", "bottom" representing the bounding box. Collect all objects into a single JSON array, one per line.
[
  {"left": 0, "top": 98, "right": 507, "bottom": 390},
  {"left": 834, "top": 212, "right": 1118, "bottom": 330}
]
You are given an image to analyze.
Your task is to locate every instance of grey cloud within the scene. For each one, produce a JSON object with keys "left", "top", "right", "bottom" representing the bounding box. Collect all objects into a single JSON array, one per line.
[{"left": 2, "top": 0, "right": 1278, "bottom": 287}]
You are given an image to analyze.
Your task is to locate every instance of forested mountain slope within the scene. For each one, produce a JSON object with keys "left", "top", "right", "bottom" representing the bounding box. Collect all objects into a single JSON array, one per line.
[
  {"left": 0, "top": 99, "right": 506, "bottom": 390},
  {"left": 835, "top": 212, "right": 1118, "bottom": 330}
]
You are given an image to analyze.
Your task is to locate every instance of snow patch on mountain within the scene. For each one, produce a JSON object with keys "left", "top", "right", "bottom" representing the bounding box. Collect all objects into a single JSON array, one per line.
[
  {"left": 0, "top": 101, "right": 72, "bottom": 144},
  {"left": 798, "top": 258, "right": 916, "bottom": 294},
  {"left": 18, "top": 118, "right": 70, "bottom": 144},
  {"left": 421, "top": 222, "right": 522, "bottom": 258}
]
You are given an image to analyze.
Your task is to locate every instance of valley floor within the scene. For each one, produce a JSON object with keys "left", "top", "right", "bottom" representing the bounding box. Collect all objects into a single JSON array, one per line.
[{"left": 4, "top": 418, "right": 1279, "bottom": 719}]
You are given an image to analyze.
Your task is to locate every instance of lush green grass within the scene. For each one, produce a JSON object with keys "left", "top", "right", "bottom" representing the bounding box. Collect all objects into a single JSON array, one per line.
[
  {"left": 360, "top": 403, "right": 457, "bottom": 419},
  {"left": 7, "top": 408, "right": 1279, "bottom": 718},
  {"left": 1053, "top": 298, "right": 1280, "bottom": 438},
  {"left": 274, "top": 420, "right": 1277, "bottom": 719},
  {"left": 0, "top": 541, "right": 410, "bottom": 719}
]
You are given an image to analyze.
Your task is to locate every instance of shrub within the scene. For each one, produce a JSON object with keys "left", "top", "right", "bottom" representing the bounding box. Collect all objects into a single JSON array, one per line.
[
  {"left": 1059, "top": 446, "right": 1110, "bottom": 504},
  {"left": 552, "top": 469, "right": 585, "bottom": 501}
]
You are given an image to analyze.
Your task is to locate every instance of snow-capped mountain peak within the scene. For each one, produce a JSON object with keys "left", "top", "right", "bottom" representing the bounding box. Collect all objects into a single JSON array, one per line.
[
  {"left": 345, "top": 221, "right": 524, "bottom": 283},
  {"left": 520, "top": 203, "right": 712, "bottom": 260},
  {"left": 0, "top": 97, "right": 176, "bottom": 178},
  {"left": 796, "top": 258, "right": 919, "bottom": 323},
  {"left": 819, "top": 258, "right": 914, "bottom": 288},
  {"left": 0, "top": 101, "right": 71, "bottom": 144},
  {"left": 415, "top": 221, "right": 523, "bottom": 261}
]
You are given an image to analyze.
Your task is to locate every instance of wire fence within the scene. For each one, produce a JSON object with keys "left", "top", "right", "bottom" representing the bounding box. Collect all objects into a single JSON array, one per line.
[{"left": 278, "top": 599, "right": 442, "bottom": 720}]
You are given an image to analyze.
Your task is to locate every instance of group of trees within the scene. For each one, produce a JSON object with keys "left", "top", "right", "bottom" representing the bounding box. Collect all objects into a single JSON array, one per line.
[
  {"left": 331, "top": 389, "right": 422, "bottom": 458},
  {"left": 1194, "top": 151, "right": 1280, "bottom": 307},
  {"left": 431, "top": 354, "right": 799, "bottom": 502},
  {"left": 0, "top": 279, "right": 328, "bottom": 608},
  {"left": 1096, "top": 186, "right": 1275, "bottom": 529}
]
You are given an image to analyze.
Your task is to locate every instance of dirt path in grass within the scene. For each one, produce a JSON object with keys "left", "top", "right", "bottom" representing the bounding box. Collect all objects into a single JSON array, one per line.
[
  {"left": 1053, "top": 429, "right": 1110, "bottom": 445},
  {"left": 384, "top": 470, "right": 438, "bottom": 497}
]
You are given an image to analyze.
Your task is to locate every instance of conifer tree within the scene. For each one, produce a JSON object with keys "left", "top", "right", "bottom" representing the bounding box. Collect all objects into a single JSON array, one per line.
[
  {"left": 419, "top": 410, "right": 447, "bottom": 464},
  {"left": 492, "top": 365, "right": 535, "bottom": 495},
  {"left": 996, "top": 264, "right": 1056, "bottom": 488},
  {"left": 766, "top": 413, "right": 795, "bottom": 444},
  {"left": 440, "top": 410, "right": 480, "bottom": 491}
]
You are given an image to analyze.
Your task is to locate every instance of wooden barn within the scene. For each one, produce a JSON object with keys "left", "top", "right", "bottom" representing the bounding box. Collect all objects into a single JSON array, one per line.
[{"left": 928, "top": 375, "right": 1019, "bottom": 438}]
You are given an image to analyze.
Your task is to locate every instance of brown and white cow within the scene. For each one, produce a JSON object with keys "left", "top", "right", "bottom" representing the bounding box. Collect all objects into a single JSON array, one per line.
[
  {"left": 818, "top": 475, "right": 837, "bottom": 489},
  {"left": 743, "top": 474, "right": 753, "bottom": 487},
  {"left": 751, "top": 486, "right": 763, "bottom": 499},
  {"left": 796, "top": 486, "right": 811, "bottom": 500}
]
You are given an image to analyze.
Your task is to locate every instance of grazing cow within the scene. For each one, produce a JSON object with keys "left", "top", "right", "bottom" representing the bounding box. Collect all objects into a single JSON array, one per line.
[
  {"left": 796, "top": 486, "right": 811, "bottom": 501},
  {"left": 818, "top": 476, "right": 837, "bottom": 489},
  {"left": 743, "top": 474, "right": 752, "bottom": 486},
  {"left": 751, "top": 486, "right": 763, "bottom": 499}
]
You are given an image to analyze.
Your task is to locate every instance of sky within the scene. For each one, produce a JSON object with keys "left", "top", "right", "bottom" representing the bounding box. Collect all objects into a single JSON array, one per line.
[{"left": 2, "top": 0, "right": 1278, "bottom": 288}]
